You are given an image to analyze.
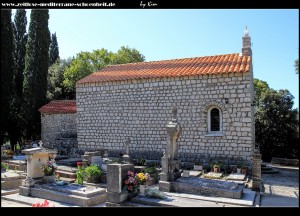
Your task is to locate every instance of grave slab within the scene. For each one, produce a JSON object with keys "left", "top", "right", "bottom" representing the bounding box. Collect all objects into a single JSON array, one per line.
[
  {"left": 19, "top": 183, "right": 107, "bottom": 207},
  {"left": 172, "top": 177, "right": 243, "bottom": 199},
  {"left": 226, "top": 173, "right": 246, "bottom": 181}
]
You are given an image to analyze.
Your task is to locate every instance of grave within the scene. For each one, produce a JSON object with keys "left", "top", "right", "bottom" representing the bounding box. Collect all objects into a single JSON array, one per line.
[
  {"left": 4, "top": 159, "right": 26, "bottom": 171},
  {"left": 173, "top": 177, "right": 243, "bottom": 199},
  {"left": 156, "top": 108, "right": 244, "bottom": 199},
  {"left": 20, "top": 147, "right": 58, "bottom": 192},
  {"left": 203, "top": 172, "right": 224, "bottom": 179},
  {"left": 56, "top": 158, "right": 82, "bottom": 167},
  {"left": 18, "top": 147, "right": 107, "bottom": 206},
  {"left": 159, "top": 107, "right": 181, "bottom": 192},
  {"left": 82, "top": 151, "right": 102, "bottom": 167},
  {"left": 28, "top": 183, "right": 107, "bottom": 207},
  {"left": 226, "top": 173, "right": 246, "bottom": 181},
  {"left": 1, "top": 170, "right": 26, "bottom": 195},
  {"left": 106, "top": 163, "right": 134, "bottom": 206},
  {"left": 189, "top": 170, "right": 202, "bottom": 177}
]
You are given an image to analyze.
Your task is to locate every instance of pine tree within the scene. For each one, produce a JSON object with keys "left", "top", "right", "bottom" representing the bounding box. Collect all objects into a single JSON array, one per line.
[
  {"left": 23, "top": 9, "right": 50, "bottom": 140},
  {"left": 1, "top": 10, "right": 15, "bottom": 145},
  {"left": 49, "top": 32, "right": 59, "bottom": 65}
]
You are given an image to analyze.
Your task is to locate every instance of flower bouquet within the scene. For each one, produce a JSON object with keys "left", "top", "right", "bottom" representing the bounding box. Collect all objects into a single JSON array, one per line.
[
  {"left": 123, "top": 170, "right": 139, "bottom": 193},
  {"left": 135, "top": 172, "right": 150, "bottom": 185},
  {"left": 41, "top": 160, "right": 57, "bottom": 176}
]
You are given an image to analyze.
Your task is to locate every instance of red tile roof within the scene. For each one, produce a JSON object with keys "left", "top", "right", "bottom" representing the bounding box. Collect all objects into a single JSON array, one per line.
[
  {"left": 38, "top": 100, "right": 76, "bottom": 114},
  {"left": 77, "top": 53, "right": 251, "bottom": 84}
]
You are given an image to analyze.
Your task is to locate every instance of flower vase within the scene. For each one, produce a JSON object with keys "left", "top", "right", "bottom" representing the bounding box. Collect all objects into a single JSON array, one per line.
[
  {"left": 43, "top": 175, "right": 56, "bottom": 183},
  {"left": 139, "top": 184, "right": 146, "bottom": 195}
]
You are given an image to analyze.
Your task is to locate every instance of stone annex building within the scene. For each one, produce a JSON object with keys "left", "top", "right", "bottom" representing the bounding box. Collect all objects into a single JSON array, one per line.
[{"left": 40, "top": 30, "right": 255, "bottom": 165}]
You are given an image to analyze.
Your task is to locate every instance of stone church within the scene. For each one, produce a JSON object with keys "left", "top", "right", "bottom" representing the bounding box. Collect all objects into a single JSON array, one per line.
[
  {"left": 75, "top": 29, "right": 254, "bottom": 165},
  {"left": 40, "top": 29, "right": 255, "bottom": 165}
]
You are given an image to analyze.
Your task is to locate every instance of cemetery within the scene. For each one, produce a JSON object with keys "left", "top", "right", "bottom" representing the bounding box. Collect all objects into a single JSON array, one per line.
[
  {"left": 2, "top": 105, "right": 259, "bottom": 207},
  {"left": 1, "top": 29, "right": 262, "bottom": 207}
]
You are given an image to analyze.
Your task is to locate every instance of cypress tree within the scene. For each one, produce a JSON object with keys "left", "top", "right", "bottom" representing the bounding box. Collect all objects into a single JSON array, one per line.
[
  {"left": 49, "top": 32, "right": 59, "bottom": 65},
  {"left": 1, "top": 10, "right": 15, "bottom": 145},
  {"left": 24, "top": 9, "right": 50, "bottom": 140},
  {"left": 6, "top": 9, "right": 28, "bottom": 149},
  {"left": 13, "top": 9, "right": 27, "bottom": 99}
]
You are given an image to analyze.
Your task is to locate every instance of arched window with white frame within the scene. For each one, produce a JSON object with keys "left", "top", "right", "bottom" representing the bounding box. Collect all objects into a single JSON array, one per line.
[{"left": 207, "top": 107, "right": 222, "bottom": 134}]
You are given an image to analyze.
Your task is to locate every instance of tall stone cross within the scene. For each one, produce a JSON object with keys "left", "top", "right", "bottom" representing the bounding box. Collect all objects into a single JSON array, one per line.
[
  {"left": 125, "top": 137, "right": 131, "bottom": 155},
  {"left": 166, "top": 107, "right": 181, "bottom": 160}
]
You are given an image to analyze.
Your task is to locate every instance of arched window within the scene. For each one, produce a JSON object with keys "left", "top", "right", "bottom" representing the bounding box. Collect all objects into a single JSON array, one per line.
[{"left": 208, "top": 107, "right": 222, "bottom": 134}]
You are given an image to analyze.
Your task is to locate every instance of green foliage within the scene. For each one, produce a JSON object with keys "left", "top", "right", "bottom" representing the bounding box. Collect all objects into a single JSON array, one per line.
[
  {"left": 47, "top": 58, "right": 72, "bottom": 101},
  {"left": 23, "top": 9, "right": 50, "bottom": 140},
  {"left": 144, "top": 166, "right": 159, "bottom": 182},
  {"left": 85, "top": 164, "right": 102, "bottom": 179},
  {"left": 63, "top": 46, "right": 145, "bottom": 97},
  {"left": 1, "top": 162, "right": 9, "bottom": 171},
  {"left": 49, "top": 32, "right": 59, "bottom": 66},
  {"left": 75, "top": 165, "right": 85, "bottom": 185},
  {"left": 9, "top": 10, "right": 27, "bottom": 148},
  {"left": 255, "top": 88, "right": 299, "bottom": 161},
  {"left": 1, "top": 10, "right": 15, "bottom": 145},
  {"left": 253, "top": 78, "right": 270, "bottom": 108},
  {"left": 13, "top": 9, "right": 27, "bottom": 99},
  {"left": 136, "top": 158, "right": 147, "bottom": 166}
]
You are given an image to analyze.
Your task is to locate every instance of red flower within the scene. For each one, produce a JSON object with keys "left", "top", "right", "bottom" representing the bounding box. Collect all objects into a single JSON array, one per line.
[
  {"left": 77, "top": 162, "right": 83, "bottom": 167},
  {"left": 32, "top": 199, "right": 55, "bottom": 207}
]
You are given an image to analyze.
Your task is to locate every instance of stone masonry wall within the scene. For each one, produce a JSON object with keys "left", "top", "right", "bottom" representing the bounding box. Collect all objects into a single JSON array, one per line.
[
  {"left": 41, "top": 113, "right": 77, "bottom": 156},
  {"left": 76, "top": 72, "right": 254, "bottom": 164}
]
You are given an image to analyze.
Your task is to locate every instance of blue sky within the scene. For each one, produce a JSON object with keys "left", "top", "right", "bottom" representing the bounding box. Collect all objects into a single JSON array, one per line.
[{"left": 18, "top": 9, "right": 299, "bottom": 108}]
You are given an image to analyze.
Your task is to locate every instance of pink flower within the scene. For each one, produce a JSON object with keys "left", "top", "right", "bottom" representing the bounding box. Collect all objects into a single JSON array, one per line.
[{"left": 127, "top": 171, "right": 134, "bottom": 177}]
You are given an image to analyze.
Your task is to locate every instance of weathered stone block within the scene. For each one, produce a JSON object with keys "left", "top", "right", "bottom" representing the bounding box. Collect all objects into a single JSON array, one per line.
[
  {"left": 107, "top": 163, "right": 134, "bottom": 193},
  {"left": 159, "top": 181, "right": 171, "bottom": 192},
  {"left": 106, "top": 191, "right": 128, "bottom": 204}
]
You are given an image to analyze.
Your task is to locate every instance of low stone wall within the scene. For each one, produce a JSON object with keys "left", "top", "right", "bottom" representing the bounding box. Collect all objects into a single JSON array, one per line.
[{"left": 271, "top": 157, "right": 299, "bottom": 166}]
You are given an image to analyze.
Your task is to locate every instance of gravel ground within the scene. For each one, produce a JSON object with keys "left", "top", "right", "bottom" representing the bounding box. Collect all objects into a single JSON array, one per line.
[{"left": 260, "top": 163, "right": 299, "bottom": 207}]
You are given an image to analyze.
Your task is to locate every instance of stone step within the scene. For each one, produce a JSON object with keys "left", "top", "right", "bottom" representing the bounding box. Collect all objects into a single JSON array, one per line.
[
  {"left": 261, "top": 167, "right": 273, "bottom": 171},
  {"left": 262, "top": 170, "right": 279, "bottom": 174},
  {"left": 56, "top": 158, "right": 82, "bottom": 167},
  {"left": 58, "top": 177, "right": 76, "bottom": 183},
  {"left": 1, "top": 188, "right": 19, "bottom": 196},
  {"left": 1, "top": 178, "right": 23, "bottom": 190},
  {"left": 131, "top": 196, "right": 169, "bottom": 206},
  {"left": 56, "top": 165, "right": 78, "bottom": 173},
  {"left": 4, "top": 160, "right": 26, "bottom": 171},
  {"left": 123, "top": 201, "right": 154, "bottom": 207},
  {"left": 2, "top": 193, "right": 79, "bottom": 207},
  {"left": 83, "top": 181, "right": 107, "bottom": 188},
  {"left": 55, "top": 170, "right": 77, "bottom": 178}
]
